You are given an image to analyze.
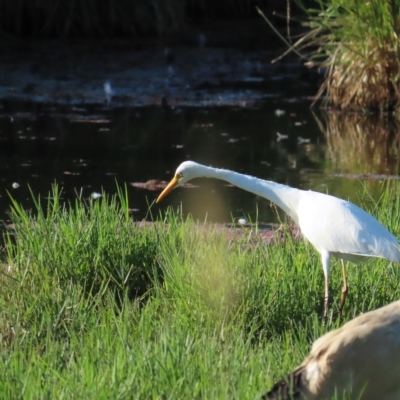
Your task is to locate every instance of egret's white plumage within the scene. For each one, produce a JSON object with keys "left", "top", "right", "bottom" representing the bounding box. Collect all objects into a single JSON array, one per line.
[
  {"left": 264, "top": 300, "right": 400, "bottom": 400},
  {"left": 156, "top": 161, "right": 400, "bottom": 318}
]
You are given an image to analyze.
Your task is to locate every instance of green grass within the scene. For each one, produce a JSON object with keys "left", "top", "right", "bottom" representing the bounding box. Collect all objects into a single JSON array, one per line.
[{"left": 1, "top": 183, "right": 400, "bottom": 398}]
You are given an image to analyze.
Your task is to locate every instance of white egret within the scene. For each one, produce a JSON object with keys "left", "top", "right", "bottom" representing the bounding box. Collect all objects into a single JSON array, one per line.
[
  {"left": 156, "top": 161, "right": 400, "bottom": 320},
  {"left": 264, "top": 300, "right": 400, "bottom": 400}
]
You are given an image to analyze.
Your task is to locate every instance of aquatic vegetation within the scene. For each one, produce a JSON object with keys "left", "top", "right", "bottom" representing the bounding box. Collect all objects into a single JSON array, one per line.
[{"left": 261, "top": 0, "right": 400, "bottom": 111}]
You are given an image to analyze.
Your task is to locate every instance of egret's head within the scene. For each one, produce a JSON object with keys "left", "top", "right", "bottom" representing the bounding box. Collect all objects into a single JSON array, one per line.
[{"left": 156, "top": 161, "right": 202, "bottom": 203}]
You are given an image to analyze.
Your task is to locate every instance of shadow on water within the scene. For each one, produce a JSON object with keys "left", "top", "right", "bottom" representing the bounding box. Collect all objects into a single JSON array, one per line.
[{"left": 2, "top": 99, "right": 400, "bottom": 225}]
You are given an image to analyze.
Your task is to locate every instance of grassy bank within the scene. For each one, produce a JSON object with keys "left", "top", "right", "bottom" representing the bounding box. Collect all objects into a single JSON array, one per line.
[{"left": 1, "top": 184, "right": 400, "bottom": 398}]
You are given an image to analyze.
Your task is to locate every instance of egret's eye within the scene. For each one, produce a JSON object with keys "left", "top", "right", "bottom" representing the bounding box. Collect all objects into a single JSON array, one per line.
[{"left": 177, "top": 172, "right": 183, "bottom": 180}]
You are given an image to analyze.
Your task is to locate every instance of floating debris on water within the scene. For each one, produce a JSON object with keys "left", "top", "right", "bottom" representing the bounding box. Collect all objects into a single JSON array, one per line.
[
  {"left": 276, "top": 132, "right": 288, "bottom": 142},
  {"left": 131, "top": 180, "right": 197, "bottom": 191},
  {"left": 298, "top": 136, "right": 311, "bottom": 144},
  {"left": 91, "top": 192, "right": 102, "bottom": 199}
]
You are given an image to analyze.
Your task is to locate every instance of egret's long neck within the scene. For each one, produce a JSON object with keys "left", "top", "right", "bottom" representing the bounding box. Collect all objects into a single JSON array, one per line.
[{"left": 202, "top": 166, "right": 303, "bottom": 223}]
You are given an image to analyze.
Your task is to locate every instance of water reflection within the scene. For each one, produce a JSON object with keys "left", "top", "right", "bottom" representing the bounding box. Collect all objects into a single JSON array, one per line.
[
  {"left": 317, "top": 112, "right": 400, "bottom": 175},
  {"left": 314, "top": 111, "right": 400, "bottom": 205}
]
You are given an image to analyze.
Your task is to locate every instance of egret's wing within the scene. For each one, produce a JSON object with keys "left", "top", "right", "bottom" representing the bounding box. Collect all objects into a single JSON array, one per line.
[{"left": 298, "top": 193, "right": 400, "bottom": 262}]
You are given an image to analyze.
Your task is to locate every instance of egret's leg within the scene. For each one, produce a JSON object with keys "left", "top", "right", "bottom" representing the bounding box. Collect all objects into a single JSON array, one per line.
[
  {"left": 339, "top": 259, "right": 348, "bottom": 314},
  {"left": 323, "top": 275, "right": 329, "bottom": 325},
  {"left": 321, "top": 251, "right": 331, "bottom": 325}
]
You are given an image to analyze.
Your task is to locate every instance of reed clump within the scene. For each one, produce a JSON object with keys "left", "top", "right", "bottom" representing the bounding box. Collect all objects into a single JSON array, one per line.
[
  {"left": 266, "top": 0, "right": 400, "bottom": 111},
  {"left": 313, "top": 0, "right": 400, "bottom": 111}
]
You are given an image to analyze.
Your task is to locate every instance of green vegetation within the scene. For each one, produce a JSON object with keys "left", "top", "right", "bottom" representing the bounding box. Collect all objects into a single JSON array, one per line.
[
  {"left": 1, "top": 184, "right": 400, "bottom": 398},
  {"left": 262, "top": 0, "right": 400, "bottom": 111}
]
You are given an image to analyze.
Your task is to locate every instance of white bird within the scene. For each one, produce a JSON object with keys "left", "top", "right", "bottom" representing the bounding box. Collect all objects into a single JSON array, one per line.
[
  {"left": 156, "top": 161, "right": 400, "bottom": 320},
  {"left": 264, "top": 300, "right": 400, "bottom": 400}
]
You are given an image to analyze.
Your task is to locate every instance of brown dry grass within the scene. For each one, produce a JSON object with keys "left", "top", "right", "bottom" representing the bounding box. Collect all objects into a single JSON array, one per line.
[{"left": 318, "top": 42, "right": 400, "bottom": 111}]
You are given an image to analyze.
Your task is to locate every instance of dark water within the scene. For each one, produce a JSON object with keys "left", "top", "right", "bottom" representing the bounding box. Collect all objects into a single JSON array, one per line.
[{"left": 1, "top": 96, "right": 400, "bottom": 225}]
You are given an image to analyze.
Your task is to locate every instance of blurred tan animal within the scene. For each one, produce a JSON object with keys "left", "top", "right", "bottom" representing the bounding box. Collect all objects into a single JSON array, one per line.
[{"left": 264, "top": 300, "right": 400, "bottom": 400}]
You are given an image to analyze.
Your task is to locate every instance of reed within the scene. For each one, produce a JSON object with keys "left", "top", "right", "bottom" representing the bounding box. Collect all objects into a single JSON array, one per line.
[{"left": 262, "top": 0, "right": 400, "bottom": 111}]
